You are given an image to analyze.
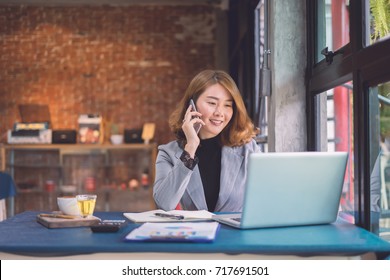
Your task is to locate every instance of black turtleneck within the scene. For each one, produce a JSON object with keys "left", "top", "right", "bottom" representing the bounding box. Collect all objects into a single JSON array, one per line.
[{"left": 196, "top": 136, "right": 222, "bottom": 212}]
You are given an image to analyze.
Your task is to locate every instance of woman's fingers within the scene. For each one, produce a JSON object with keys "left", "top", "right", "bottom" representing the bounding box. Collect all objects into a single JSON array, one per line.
[{"left": 183, "top": 105, "right": 202, "bottom": 123}]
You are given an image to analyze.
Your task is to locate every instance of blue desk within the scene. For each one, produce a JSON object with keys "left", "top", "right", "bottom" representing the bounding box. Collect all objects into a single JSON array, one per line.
[{"left": 0, "top": 211, "right": 389, "bottom": 259}]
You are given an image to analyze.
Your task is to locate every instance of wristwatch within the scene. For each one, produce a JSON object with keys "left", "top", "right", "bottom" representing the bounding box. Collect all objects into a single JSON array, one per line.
[{"left": 180, "top": 150, "right": 199, "bottom": 170}]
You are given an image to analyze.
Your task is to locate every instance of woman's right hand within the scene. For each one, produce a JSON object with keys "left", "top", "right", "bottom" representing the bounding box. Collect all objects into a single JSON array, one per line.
[{"left": 182, "top": 105, "right": 204, "bottom": 157}]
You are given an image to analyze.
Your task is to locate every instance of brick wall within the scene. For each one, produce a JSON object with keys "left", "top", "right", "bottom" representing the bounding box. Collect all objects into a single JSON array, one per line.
[{"left": 0, "top": 4, "right": 219, "bottom": 145}]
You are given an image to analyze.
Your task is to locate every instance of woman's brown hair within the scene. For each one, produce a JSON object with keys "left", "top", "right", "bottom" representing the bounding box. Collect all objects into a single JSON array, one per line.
[{"left": 169, "top": 70, "right": 259, "bottom": 147}]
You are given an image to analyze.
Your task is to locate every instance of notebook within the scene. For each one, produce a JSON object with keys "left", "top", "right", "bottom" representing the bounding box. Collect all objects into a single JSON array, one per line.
[
  {"left": 123, "top": 209, "right": 213, "bottom": 223},
  {"left": 124, "top": 222, "right": 220, "bottom": 242},
  {"left": 212, "top": 152, "right": 348, "bottom": 229}
]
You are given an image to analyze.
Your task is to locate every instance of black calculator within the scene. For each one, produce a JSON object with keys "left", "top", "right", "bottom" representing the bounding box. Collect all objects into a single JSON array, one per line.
[{"left": 90, "top": 220, "right": 126, "bottom": 233}]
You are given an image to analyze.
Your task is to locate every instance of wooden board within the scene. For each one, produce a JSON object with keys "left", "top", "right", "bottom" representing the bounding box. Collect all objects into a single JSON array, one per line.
[{"left": 36, "top": 215, "right": 100, "bottom": 229}]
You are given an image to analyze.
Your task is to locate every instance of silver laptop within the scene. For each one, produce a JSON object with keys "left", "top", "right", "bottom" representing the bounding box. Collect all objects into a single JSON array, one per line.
[{"left": 212, "top": 152, "right": 348, "bottom": 229}]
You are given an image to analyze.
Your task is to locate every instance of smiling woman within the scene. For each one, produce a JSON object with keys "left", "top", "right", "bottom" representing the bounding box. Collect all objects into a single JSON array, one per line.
[
  {"left": 195, "top": 83, "right": 234, "bottom": 140},
  {"left": 153, "top": 70, "right": 260, "bottom": 212}
]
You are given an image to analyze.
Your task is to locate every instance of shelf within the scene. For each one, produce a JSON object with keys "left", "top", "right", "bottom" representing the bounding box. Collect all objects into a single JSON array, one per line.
[
  {"left": 0, "top": 143, "right": 154, "bottom": 150},
  {"left": 16, "top": 188, "right": 42, "bottom": 193},
  {"left": 0, "top": 143, "right": 157, "bottom": 214},
  {"left": 7, "top": 164, "right": 62, "bottom": 168},
  {"left": 61, "top": 164, "right": 106, "bottom": 168}
]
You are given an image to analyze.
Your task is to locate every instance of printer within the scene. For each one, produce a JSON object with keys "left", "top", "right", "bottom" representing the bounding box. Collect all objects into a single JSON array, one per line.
[{"left": 7, "top": 104, "right": 52, "bottom": 144}]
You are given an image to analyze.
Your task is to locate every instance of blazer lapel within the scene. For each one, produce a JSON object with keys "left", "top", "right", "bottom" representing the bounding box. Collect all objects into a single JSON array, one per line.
[{"left": 215, "top": 146, "right": 244, "bottom": 210}]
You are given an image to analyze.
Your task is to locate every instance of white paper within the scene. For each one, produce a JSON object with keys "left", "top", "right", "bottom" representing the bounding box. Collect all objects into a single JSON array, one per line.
[
  {"left": 123, "top": 209, "right": 214, "bottom": 223},
  {"left": 125, "top": 222, "right": 220, "bottom": 242}
]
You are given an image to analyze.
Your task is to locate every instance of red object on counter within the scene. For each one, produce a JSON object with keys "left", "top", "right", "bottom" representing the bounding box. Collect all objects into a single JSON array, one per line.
[
  {"left": 45, "top": 180, "right": 55, "bottom": 192},
  {"left": 84, "top": 177, "right": 96, "bottom": 191}
]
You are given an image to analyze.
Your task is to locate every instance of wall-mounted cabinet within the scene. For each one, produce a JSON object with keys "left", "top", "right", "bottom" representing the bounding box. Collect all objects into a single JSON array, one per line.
[{"left": 0, "top": 144, "right": 157, "bottom": 215}]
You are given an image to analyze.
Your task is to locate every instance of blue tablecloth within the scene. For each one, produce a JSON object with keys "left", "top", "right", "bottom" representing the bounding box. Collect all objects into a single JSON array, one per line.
[
  {"left": 0, "top": 172, "right": 16, "bottom": 200},
  {"left": 0, "top": 211, "right": 390, "bottom": 258}
]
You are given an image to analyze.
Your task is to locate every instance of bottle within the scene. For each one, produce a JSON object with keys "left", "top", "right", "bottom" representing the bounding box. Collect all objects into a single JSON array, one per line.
[
  {"left": 141, "top": 170, "right": 149, "bottom": 189},
  {"left": 45, "top": 180, "right": 55, "bottom": 192},
  {"left": 84, "top": 176, "right": 96, "bottom": 192}
]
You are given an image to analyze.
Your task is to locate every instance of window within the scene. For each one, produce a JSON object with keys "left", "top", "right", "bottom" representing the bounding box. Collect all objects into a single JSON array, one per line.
[
  {"left": 368, "top": 0, "right": 390, "bottom": 45},
  {"left": 254, "top": 0, "right": 270, "bottom": 152},
  {"left": 307, "top": 0, "right": 390, "bottom": 237},
  {"left": 315, "top": 0, "right": 350, "bottom": 63},
  {"left": 315, "top": 83, "right": 355, "bottom": 223},
  {"left": 369, "top": 82, "right": 390, "bottom": 239}
]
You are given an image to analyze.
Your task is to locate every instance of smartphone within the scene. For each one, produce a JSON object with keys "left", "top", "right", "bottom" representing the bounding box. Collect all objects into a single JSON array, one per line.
[
  {"left": 189, "top": 99, "right": 202, "bottom": 134},
  {"left": 90, "top": 220, "right": 126, "bottom": 233}
]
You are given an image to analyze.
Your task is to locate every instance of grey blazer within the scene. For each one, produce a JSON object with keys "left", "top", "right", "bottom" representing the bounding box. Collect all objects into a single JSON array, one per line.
[{"left": 153, "top": 139, "right": 260, "bottom": 212}]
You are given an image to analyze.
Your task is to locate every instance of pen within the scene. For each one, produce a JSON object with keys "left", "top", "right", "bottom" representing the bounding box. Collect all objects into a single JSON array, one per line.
[
  {"left": 154, "top": 213, "right": 185, "bottom": 220},
  {"left": 39, "top": 213, "right": 76, "bottom": 219}
]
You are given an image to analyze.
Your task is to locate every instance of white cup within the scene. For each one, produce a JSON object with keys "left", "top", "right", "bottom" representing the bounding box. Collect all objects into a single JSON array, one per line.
[
  {"left": 57, "top": 196, "right": 81, "bottom": 216},
  {"left": 110, "top": 135, "right": 123, "bottom": 145}
]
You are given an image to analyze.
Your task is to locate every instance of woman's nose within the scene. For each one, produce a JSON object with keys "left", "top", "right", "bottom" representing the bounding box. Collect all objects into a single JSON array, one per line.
[{"left": 214, "top": 106, "right": 223, "bottom": 116}]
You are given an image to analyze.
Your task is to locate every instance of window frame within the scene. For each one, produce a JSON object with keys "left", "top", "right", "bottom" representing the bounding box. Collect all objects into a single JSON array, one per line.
[{"left": 306, "top": 0, "right": 390, "bottom": 230}]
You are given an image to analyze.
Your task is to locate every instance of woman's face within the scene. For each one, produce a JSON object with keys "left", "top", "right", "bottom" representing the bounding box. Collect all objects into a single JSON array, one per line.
[{"left": 195, "top": 83, "right": 234, "bottom": 139}]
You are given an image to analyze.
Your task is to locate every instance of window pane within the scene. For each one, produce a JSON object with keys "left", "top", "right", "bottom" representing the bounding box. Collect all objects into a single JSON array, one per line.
[
  {"left": 369, "top": 81, "right": 390, "bottom": 241},
  {"left": 254, "top": 0, "right": 269, "bottom": 152},
  {"left": 368, "top": 0, "right": 390, "bottom": 45},
  {"left": 315, "top": 82, "right": 354, "bottom": 222},
  {"left": 316, "top": 0, "right": 350, "bottom": 63}
]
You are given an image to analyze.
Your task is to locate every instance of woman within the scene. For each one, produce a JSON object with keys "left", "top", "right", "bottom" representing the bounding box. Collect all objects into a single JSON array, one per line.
[{"left": 153, "top": 70, "right": 260, "bottom": 212}]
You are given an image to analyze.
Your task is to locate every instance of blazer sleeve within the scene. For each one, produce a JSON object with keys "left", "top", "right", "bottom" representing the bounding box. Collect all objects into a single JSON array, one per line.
[{"left": 153, "top": 142, "right": 193, "bottom": 211}]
